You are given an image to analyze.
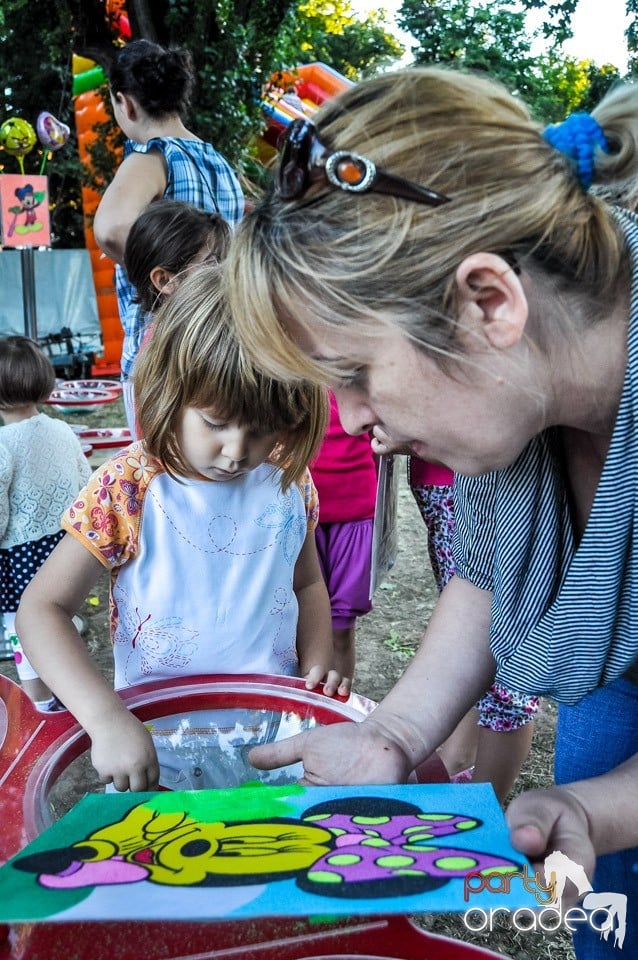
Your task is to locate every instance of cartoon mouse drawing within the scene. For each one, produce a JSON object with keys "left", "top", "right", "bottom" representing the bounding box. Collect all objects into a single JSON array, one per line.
[{"left": 8, "top": 183, "right": 45, "bottom": 237}]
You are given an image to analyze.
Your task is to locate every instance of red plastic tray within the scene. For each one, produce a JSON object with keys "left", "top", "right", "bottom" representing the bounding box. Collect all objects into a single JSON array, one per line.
[{"left": 0, "top": 676, "right": 503, "bottom": 960}]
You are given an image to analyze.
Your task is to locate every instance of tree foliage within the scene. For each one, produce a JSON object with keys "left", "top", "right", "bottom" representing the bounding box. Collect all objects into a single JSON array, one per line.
[
  {"left": 2, "top": 0, "right": 636, "bottom": 247},
  {"left": 0, "top": 0, "right": 86, "bottom": 246},
  {"left": 281, "top": 0, "right": 404, "bottom": 80},
  {"left": 397, "top": 0, "right": 624, "bottom": 123}
]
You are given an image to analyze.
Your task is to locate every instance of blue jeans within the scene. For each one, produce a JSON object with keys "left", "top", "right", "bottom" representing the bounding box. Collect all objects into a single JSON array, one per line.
[{"left": 556, "top": 679, "right": 638, "bottom": 959}]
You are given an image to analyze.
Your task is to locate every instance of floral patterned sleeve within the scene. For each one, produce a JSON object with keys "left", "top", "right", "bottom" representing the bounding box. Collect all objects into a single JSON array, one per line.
[
  {"left": 61, "top": 442, "right": 160, "bottom": 568},
  {"left": 300, "top": 467, "right": 319, "bottom": 532}
]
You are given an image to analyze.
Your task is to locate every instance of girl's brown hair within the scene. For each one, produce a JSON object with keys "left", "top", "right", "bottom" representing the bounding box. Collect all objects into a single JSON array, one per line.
[
  {"left": 134, "top": 267, "right": 328, "bottom": 488},
  {"left": 124, "top": 200, "right": 230, "bottom": 314},
  {"left": 0, "top": 336, "right": 55, "bottom": 408},
  {"left": 225, "top": 67, "right": 636, "bottom": 385}
]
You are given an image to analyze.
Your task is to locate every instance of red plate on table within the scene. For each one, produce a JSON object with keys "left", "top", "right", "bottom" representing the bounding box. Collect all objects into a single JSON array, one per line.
[
  {"left": 72, "top": 426, "right": 132, "bottom": 450},
  {"left": 62, "top": 379, "right": 123, "bottom": 394}
]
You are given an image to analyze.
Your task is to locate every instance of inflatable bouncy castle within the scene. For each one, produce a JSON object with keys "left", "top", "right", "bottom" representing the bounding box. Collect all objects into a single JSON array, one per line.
[
  {"left": 256, "top": 62, "right": 353, "bottom": 163},
  {"left": 72, "top": 55, "right": 123, "bottom": 376}
]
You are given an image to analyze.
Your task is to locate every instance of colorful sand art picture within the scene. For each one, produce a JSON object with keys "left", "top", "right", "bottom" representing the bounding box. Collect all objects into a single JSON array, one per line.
[{"left": 0, "top": 783, "right": 537, "bottom": 923}]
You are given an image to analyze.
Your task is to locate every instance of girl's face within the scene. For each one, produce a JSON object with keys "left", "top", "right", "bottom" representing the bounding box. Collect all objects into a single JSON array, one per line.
[
  {"left": 177, "top": 407, "right": 280, "bottom": 481},
  {"left": 290, "top": 319, "right": 544, "bottom": 476}
]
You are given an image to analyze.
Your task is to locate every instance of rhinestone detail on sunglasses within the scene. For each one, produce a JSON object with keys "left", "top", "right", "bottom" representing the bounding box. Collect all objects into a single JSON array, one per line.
[{"left": 278, "top": 119, "right": 452, "bottom": 207}]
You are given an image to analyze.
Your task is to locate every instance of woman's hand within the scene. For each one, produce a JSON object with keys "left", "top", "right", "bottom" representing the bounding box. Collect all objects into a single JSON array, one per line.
[
  {"left": 89, "top": 710, "right": 160, "bottom": 793},
  {"left": 248, "top": 716, "right": 413, "bottom": 786},
  {"left": 507, "top": 785, "right": 596, "bottom": 902}
]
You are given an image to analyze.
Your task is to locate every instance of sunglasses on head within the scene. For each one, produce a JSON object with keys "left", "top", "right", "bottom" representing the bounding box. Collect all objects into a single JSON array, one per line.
[{"left": 277, "top": 118, "right": 452, "bottom": 207}]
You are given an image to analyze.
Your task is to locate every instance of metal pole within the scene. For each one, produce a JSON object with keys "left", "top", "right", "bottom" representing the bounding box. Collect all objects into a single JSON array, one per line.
[{"left": 20, "top": 247, "right": 38, "bottom": 340}]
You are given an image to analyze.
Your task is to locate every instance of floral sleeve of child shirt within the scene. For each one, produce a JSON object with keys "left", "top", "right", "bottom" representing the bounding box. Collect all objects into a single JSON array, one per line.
[
  {"left": 299, "top": 466, "right": 319, "bottom": 532},
  {"left": 61, "top": 442, "right": 162, "bottom": 568}
]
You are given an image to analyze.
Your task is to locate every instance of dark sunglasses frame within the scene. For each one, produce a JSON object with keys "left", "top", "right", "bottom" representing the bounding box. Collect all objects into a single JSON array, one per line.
[{"left": 278, "top": 118, "right": 452, "bottom": 208}]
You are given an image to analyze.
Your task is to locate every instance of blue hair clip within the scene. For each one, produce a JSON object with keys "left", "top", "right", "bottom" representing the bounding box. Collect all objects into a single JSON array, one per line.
[{"left": 542, "top": 112, "right": 609, "bottom": 191}]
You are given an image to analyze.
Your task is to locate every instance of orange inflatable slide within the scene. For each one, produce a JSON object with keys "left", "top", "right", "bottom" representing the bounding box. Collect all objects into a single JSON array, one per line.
[{"left": 72, "top": 55, "right": 122, "bottom": 376}]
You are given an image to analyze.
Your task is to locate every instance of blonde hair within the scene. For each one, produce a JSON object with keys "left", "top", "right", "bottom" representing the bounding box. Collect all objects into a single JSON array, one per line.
[
  {"left": 134, "top": 267, "right": 328, "bottom": 488},
  {"left": 225, "top": 67, "right": 635, "bottom": 385},
  {"left": 591, "top": 81, "right": 638, "bottom": 210}
]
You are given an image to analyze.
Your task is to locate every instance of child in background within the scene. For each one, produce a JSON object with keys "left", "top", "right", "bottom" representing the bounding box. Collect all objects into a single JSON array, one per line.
[
  {"left": 407, "top": 455, "right": 538, "bottom": 801},
  {"left": 123, "top": 199, "right": 232, "bottom": 436},
  {"left": 0, "top": 336, "right": 91, "bottom": 710},
  {"left": 124, "top": 199, "right": 231, "bottom": 319},
  {"left": 311, "top": 392, "right": 377, "bottom": 677},
  {"left": 17, "top": 269, "right": 348, "bottom": 793}
]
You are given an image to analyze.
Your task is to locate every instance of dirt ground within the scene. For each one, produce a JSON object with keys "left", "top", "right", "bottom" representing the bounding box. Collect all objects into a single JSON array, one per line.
[{"left": 0, "top": 396, "right": 575, "bottom": 959}]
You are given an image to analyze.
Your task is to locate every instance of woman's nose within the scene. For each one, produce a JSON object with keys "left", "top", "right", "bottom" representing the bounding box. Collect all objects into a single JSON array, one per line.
[{"left": 333, "top": 387, "right": 375, "bottom": 436}]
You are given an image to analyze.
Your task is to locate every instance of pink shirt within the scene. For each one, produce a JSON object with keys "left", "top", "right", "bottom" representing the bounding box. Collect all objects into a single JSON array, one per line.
[
  {"left": 311, "top": 393, "right": 377, "bottom": 523},
  {"left": 408, "top": 458, "right": 454, "bottom": 487}
]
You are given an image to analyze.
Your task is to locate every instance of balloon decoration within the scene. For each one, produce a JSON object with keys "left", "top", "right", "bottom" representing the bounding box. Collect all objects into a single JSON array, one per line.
[
  {"left": 36, "top": 112, "right": 70, "bottom": 152},
  {"left": 0, "top": 117, "right": 37, "bottom": 174},
  {"left": 36, "top": 111, "right": 71, "bottom": 173},
  {"left": 0, "top": 111, "right": 71, "bottom": 175}
]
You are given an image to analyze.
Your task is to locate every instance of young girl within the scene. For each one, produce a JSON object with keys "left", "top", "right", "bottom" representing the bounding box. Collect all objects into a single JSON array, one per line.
[
  {"left": 124, "top": 199, "right": 231, "bottom": 318},
  {"left": 311, "top": 391, "right": 377, "bottom": 677},
  {"left": 0, "top": 336, "right": 91, "bottom": 709},
  {"left": 124, "top": 198, "right": 232, "bottom": 437},
  {"left": 17, "top": 268, "right": 347, "bottom": 793}
]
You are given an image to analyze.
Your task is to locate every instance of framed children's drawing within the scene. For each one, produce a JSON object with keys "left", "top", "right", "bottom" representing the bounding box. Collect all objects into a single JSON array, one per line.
[{"left": 0, "top": 174, "right": 51, "bottom": 247}]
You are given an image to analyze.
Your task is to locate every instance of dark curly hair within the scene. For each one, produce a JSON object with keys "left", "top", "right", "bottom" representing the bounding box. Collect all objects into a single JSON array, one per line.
[{"left": 109, "top": 39, "right": 195, "bottom": 120}]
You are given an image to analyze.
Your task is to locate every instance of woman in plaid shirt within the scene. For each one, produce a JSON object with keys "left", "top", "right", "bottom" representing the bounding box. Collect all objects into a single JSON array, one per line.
[{"left": 94, "top": 39, "right": 244, "bottom": 434}]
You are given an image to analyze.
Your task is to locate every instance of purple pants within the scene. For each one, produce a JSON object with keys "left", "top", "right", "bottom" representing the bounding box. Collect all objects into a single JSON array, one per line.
[{"left": 315, "top": 520, "right": 374, "bottom": 630}]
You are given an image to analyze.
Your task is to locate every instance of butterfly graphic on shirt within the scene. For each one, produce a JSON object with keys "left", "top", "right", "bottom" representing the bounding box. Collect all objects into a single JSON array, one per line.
[
  {"left": 256, "top": 493, "right": 307, "bottom": 566},
  {"left": 113, "top": 583, "right": 199, "bottom": 683}
]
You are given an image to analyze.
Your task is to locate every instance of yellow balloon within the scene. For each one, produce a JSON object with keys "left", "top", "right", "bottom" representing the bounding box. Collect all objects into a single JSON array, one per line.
[{"left": 0, "top": 117, "right": 37, "bottom": 158}]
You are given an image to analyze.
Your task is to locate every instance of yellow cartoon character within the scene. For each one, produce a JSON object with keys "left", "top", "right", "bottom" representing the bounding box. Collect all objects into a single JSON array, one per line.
[{"left": 13, "top": 803, "right": 334, "bottom": 889}]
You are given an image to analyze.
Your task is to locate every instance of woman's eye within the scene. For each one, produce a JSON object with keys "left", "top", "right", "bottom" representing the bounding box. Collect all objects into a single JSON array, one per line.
[{"left": 340, "top": 366, "right": 367, "bottom": 389}]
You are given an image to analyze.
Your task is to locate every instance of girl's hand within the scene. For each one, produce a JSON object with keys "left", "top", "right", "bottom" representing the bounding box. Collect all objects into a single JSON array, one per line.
[
  {"left": 89, "top": 710, "right": 160, "bottom": 793},
  {"left": 303, "top": 664, "right": 352, "bottom": 698}
]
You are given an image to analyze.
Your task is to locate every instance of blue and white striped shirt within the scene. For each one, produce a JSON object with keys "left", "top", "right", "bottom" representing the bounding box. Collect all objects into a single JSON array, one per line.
[
  {"left": 115, "top": 137, "right": 244, "bottom": 379},
  {"left": 453, "top": 209, "right": 638, "bottom": 705}
]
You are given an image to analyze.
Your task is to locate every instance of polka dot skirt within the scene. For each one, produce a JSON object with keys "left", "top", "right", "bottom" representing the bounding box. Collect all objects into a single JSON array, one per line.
[{"left": 0, "top": 530, "right": 64, "bottom": 613}]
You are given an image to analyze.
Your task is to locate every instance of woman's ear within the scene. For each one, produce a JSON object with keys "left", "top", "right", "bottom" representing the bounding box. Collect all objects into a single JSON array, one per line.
[
  {"left": 115, "top": 92, "right": 138, "bottom": 123},
  {"left": 150, "top": 266, "right": 177, "bottom": 297},
  {"left": 455, "top": 253, "right": 528, "bottom": 350}
]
